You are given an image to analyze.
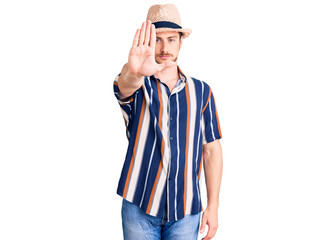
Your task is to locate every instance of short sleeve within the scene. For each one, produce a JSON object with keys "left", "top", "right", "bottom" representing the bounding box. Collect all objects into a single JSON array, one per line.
[
  {"left": 113, "top": 74, "right": 137, "bottom": 138},
  {"left": 201, "top": 87, "right": 222, "bottom": 144},
  {"left": 113, "top": 74, "right": 136, "bottom": 105}
]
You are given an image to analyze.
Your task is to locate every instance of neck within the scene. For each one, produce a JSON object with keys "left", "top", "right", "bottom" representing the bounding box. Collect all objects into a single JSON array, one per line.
[{"left": 155, "top": 63, "right": 179, "bottom": 83}]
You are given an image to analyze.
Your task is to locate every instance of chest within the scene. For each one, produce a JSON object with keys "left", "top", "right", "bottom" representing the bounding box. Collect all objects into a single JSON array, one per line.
[{"left": 141, "top": 78, "right": 205, "bottom": 127}]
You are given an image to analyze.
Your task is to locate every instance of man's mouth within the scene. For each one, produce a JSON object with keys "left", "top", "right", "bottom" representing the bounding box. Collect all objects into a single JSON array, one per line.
[{"left": 159, "top": 54, "right": 172, "bottom": 59}]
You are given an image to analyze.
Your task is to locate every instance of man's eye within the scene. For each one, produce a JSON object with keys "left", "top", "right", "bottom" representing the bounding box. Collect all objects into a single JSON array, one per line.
[
  {"left": 169, "top": 39, "right": 175, "bottom": 42},
  {"left": 156, "top": 38, "right": 160, "bottom": 42}
]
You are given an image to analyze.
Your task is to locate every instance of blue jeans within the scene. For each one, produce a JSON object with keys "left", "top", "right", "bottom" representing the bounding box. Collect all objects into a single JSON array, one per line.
[{"left": 121, "top": 199, "right": 200, "bottom": 240}]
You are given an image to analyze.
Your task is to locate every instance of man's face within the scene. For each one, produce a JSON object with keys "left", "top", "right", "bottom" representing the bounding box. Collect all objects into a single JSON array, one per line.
[{"left": 155, "top": 31, "right": 182, "bottom": 64}]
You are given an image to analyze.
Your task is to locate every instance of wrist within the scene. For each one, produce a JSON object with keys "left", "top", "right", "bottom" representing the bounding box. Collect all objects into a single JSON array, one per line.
[{"left": 207, "top": 200, "right": 219, "bottom": 210}]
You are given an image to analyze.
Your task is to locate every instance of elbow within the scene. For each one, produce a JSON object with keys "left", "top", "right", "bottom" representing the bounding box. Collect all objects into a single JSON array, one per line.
[{"left": 202, "top": 140, "right": 222, "bottom": 163}]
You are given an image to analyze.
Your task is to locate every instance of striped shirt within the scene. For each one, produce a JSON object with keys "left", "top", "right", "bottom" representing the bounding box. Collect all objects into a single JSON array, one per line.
[{"left": 113, "top": 67, "right": 222, "bottom": 222}]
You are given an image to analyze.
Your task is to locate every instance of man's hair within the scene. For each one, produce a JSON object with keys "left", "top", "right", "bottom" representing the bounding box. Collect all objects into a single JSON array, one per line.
[{"left": 179, "top": 32, "right": 183, "bottom": 39}]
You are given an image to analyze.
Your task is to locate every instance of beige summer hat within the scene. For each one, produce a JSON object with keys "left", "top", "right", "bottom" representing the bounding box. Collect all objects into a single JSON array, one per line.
[{"left": 146, "top": 4, "right": 192, "bottom": 39}]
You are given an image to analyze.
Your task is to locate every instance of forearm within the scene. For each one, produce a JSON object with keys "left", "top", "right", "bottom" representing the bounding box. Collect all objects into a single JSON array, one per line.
[
  {"left": 118, "top": 63, "right": 144, "bottom": 99},
  {"left": 203, "top": 140, "right": 223, "bottom": 208}
]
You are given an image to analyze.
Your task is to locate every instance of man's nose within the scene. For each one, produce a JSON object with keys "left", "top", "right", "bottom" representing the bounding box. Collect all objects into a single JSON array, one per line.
[{"left": 161, "top": 41, "right": 168, "bottom": 52}]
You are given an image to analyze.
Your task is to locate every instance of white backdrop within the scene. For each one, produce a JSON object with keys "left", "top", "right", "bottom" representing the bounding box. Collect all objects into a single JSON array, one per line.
[{"left": 1, "top": 0, "right": 336, "bottom": 239}]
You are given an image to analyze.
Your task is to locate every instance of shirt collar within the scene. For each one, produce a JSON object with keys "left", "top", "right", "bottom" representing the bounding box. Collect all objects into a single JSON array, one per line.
[
  {"left": 177, "top": 66, "right": 186, "bottom": 83},
  {"left": 151, "top": 65, "right": 186, "bottom": 83}
]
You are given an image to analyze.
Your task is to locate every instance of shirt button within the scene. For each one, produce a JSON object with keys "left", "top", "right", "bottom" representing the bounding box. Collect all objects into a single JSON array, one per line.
[
  {"left": 170, "top": 137, "right": 173, "bottom": 141},
  {"left": 170, "top": 117, "right": 173, "bottom": 121}
]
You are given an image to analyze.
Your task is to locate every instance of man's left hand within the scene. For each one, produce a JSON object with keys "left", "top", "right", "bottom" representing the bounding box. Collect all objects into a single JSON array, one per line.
[{"left": 200, "top": 206, "right": 218, "bottom": 240}]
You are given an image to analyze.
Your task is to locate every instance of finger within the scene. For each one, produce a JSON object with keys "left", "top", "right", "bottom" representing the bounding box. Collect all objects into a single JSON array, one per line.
[
  {"left": 206, "top": 223, "right": 218, "bottom": 240},
  {"left": 144, "top": 20, "right": 151, "bottom": 45},
  {"left": 149, "top": 23, "right": 156, "bottom": 47},
  {"left": 200, "top": 214, "right": 207, "bottom": 234},
  {"left": 139, "top": 22, "right": 146, "bottom": 45},
  {"left": 207, "top": 227, "right": 216, "bottom": 239},
  {"left": 202, "top": 231, "right": 211, "bottom": 240},
  {"left": 132, "top": 29, "right": 140, "bottom": 47}
]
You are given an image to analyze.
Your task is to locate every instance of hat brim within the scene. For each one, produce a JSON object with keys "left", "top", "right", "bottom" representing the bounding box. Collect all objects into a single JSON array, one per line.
[{"left": 155, "top": 28, "right": 192, "bottom": 39}]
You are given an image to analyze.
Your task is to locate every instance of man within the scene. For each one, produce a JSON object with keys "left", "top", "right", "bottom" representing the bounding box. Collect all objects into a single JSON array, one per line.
[{"left": 113, "top": 4, "right": 223, "bottom": 240}]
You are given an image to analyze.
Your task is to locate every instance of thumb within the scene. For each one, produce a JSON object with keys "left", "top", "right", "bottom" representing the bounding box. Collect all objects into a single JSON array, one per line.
[
  {"left": 200, "top": 214, "right": 207, "bottom": 234},
  {"left": 157, "top": 61, "right": 175, "bottom": 71}
]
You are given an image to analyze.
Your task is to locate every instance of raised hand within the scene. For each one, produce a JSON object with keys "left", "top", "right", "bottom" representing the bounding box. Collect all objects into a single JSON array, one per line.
[
  {"left": 128, "top": 20, "right": 174, "bottom": 77},
  {"left": 118, "top": 20, "right": 174, "bottom": 99}
]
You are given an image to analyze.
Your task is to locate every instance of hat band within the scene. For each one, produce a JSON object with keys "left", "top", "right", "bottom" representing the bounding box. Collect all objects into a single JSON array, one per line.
[{"left": 153, "top": 21, "right": 182, "bottom": 29}]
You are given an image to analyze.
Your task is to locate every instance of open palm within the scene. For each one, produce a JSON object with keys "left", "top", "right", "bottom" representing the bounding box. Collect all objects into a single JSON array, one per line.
[{"left": 128, "top": 20, "right": 173, "bottom": 77}]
